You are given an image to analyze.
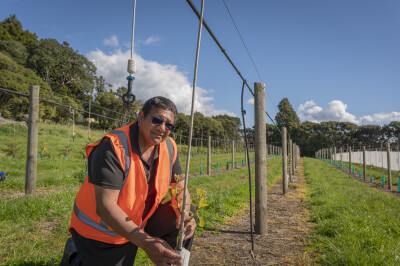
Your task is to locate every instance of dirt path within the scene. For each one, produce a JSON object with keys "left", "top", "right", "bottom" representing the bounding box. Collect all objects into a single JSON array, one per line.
[{"left": 190, "top": 159, "right": 315, "bottom": 265}]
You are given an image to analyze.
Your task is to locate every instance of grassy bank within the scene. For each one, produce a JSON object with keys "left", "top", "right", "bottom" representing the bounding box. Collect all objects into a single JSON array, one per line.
[
  {"left": 0, "top": 122, "right": 257, "bottom": 192},
  {"left": 304, "top": 157, "right": 400, "bottom": 265}
]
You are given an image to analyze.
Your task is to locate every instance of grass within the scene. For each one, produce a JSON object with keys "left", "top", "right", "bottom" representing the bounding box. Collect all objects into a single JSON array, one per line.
[
  {"left": 0, "top": 122, "right": 258, "bottom": 192},
  {"left": 0, "top": 121, "right": 283, "bottom": 265},
  {"left": 304, "top": 157, "right": 400, "bottom": 265}
]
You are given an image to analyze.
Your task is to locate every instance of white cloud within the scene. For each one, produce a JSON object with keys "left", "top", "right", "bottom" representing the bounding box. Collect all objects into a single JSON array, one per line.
[
  {"left": 246, "top": 98, "right": 254, "bottom": 105},
  {"left": 360, "top": 112, "right": 400, "bottom": 123},
  {"left": 139, "top": 36, "right": 160, "bottom": 45},
  {"left": 103, "top": 35, "right": 119, "bottom": 47},
  {"left": 298, "top": 100, "right": 400, "bottom": 125},
  {"left": 86, "top": 49, "right": 235, "bottom": 117},
  {"left": 297, "top": 100, "right": 358, "bottom": 124},
  {"left": 297, "top": 100, "right": 316, "bottom": 112}
]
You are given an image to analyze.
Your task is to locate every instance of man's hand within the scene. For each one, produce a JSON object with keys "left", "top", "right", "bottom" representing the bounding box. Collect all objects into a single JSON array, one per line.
[
  {"left": 176, "top": 212, "right": 196, "bottom": 240},
  {"left": 142, "top": 236, "right": 182, "bottom": 266}
]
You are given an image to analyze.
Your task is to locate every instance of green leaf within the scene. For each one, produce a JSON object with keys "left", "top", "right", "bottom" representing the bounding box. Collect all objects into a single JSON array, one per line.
[
  {"left": 196, "top": 188, "right": 205, "bottom": 198},
  {"left": 198, "top": 217, "right": 204, "bottom": 227},
  {"left": 199, "top": 199, "right": 208, "bottom": 208},
  {"left": 161, "top": 198, "right": 170, "bottom": 204}
]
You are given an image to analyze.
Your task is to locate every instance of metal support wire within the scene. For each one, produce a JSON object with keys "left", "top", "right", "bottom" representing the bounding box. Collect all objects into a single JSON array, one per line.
[
  {"left": 178, "top": 0, "right": 205, "bottom": 252},
  {"left": 241, "top": 79, "right": 255, "bottom": 258},
  {"left": 0, "top": 87, "right": 129, "bottom": 124},
  {"left": 186, "top": 1, "right": 280, "bottom": 132}
]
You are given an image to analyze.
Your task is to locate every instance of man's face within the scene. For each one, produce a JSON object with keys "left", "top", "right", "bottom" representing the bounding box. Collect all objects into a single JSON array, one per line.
[{"left": 138, "top": 107, "right": 175, "bottom": 147}]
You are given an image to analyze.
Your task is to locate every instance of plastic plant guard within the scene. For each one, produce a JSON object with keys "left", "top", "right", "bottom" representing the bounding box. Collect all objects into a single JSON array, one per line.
[{"left": 173, "top": 248, "right": 190, "bottom": 266}]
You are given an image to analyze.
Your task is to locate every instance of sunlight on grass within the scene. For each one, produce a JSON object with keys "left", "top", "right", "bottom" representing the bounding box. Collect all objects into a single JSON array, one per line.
[{"left": 304, "top": 157, "right": 400, "bottom": 265}]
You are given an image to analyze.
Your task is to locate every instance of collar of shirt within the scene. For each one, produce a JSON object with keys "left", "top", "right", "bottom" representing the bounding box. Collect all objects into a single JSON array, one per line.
[{"left": 129, "top": 122, "right": 159, "bottom": 169}]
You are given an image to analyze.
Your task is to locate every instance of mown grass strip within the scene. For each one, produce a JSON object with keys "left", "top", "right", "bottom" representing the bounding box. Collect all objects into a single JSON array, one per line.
[
  {"left": 0, "top": 156, "right": 282, "bottom": 265},
  {"left": 304, "top": 157, "right": 400, "bottom": 265}
]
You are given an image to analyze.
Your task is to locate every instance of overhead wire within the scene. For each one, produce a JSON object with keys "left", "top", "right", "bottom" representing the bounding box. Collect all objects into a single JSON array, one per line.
[
  {"left": 186, "top": 0, "right": 280, "bottom": 133},
  {"left": 221, "top": 0, "right": 281, "bottom": 126}
]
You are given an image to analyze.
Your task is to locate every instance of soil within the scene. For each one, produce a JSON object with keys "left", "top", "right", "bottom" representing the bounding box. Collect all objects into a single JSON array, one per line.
[{"left": 190, "top": 159, "right": 316, "bottom": 265}]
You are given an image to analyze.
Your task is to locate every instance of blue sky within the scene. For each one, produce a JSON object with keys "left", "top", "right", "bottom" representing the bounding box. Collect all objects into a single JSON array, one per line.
[{"left": 2, "top": 0, "right": 400, "bottom": 127}]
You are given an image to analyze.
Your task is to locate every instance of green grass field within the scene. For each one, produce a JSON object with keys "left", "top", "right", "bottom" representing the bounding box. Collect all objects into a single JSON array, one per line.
[
  {"left": 0, "top": 122, "right": 256, "bottom": 192},
  {"left": 304, "top": 157, "right": 400, "bottom": 265},
  {"left": 0, "top": 122, "right": 280, "bottom": 265}
]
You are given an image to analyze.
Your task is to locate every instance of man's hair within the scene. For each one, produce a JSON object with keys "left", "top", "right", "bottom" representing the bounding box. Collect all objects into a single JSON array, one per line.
[{"left": 141, "top": 96, "right": 178, "bottom": 121}]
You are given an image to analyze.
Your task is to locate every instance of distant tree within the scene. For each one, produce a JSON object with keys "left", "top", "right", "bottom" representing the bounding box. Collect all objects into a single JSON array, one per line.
[
  {"left": 27, "top": 39, "right": 96, "bottom": 98},
  {"left": 0, "top": 15, "right": 38, "bottom": 46},
  {"left": 266, "top": 123, "right": 281, "bottom": 146},
  {"left": 352, "top": 125, "right": 383, "bottom": 148},
  {"left": 212, "top": 114, "right": 241, "bottom": 128},
  {"left": 383, "top": 121, "right": 400, "bottom": 147},
  {"left": 0, "top": 40, "right": 28, "bottom": 65},
  {"left": 275, "top": 98, "right": 300, "bottom": 137}
]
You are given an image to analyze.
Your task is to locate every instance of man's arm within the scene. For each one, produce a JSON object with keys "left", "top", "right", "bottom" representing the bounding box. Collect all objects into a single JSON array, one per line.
[{"left": 94, "top": 185, "right": 181, "bottom": 266}]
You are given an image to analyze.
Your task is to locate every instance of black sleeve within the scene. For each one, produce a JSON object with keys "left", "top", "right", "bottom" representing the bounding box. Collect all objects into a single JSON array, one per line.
[
  {"left": 171, "top": 152, "right": 183, "bottom": 183},
  {"left": 88, "top": 138, "right": 124, "bottom": 190}
]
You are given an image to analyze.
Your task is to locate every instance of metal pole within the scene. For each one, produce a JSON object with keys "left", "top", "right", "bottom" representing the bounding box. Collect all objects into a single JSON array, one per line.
[{"left": 178, "top": 0, "right": 204, "bottom": 251}]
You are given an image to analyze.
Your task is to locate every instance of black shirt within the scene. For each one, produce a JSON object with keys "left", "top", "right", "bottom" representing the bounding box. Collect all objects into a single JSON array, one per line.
[{"left": 88, "top": 122, "right": 182, "bottom": 189}]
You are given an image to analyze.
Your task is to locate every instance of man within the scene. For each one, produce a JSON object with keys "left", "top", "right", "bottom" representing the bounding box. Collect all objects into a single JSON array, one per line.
[{"left": 65, "top": 96, "right": 196, "bottom": 266}]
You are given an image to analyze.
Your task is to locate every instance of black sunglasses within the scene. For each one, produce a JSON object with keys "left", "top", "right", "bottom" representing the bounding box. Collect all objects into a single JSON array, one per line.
[{"left": 151, "top": 116, "right": 175, "bottom": 131}]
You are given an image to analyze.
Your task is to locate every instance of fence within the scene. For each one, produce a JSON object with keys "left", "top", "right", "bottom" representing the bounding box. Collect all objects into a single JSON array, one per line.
[
  {"left": 335, "top": 150, "right": 400, "bottom": 171},
  {"left": 316, "top": 145, "right": 400, "bottom": 192}
]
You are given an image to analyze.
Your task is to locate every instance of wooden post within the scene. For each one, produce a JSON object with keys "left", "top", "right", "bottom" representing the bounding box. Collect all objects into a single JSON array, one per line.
[
  {"left": 340, "top": 147, "right": 343, "bottom": 170},
  {"left": 231, "top": 140, "right": 235, "bottom": 169},
  {"left": 207, "top": 135, "right": 211, "bottom": 175},
  {"left": 387, "top": 143, "right": 392, "bottom": 190},
  {"left": 282, "top": 127, "right": 288, "bottom": 194},
  {"left": 254, "top": 82, "right": 267, "bottom": 234},
  {"left": 363, "top": 146, "right": 366, "bottom": 180},
  {"left": 349, "top": 146, "right": 352, "bottom": 173},
  {"left": 88, "top": 98, "right": 91, "bottom": 140},
  {"left": 291, "top": 141, "right": 295, "bottom": 175},
  {"left": 333, "top": 146, "right": 336, "bottom": 166},
  {"left": 25, "top": 85, "right": 40, "bottom": 195},
  {"left": 289, "top": 139, "right": 292, "bottom": 182}
]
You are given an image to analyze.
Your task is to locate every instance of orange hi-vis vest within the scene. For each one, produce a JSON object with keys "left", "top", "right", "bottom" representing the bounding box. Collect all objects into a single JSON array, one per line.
[{"left": 69, "top": 122, "right": 177, "bottom": 244}]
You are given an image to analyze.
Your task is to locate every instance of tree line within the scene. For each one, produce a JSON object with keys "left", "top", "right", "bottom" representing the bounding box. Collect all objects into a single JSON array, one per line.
[
  {"left": 2, "top": 15, "right": 397, "bottom": 155},
  {"left": 0, "top": 15, "right": 241, "bottom": 143},
  {"left": 269, "top": 98, "right": 400, "bottom": 157}
]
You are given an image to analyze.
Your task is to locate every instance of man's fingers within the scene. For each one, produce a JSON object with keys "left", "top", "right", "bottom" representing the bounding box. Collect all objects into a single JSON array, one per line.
[{"left": 164, "top": 248, "right": 181, "bottom": 260}]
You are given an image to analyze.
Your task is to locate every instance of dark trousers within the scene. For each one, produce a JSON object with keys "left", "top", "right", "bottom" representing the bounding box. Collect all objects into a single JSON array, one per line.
[{"left": 68, "top": 204, "right": 196, "bottom": 266}]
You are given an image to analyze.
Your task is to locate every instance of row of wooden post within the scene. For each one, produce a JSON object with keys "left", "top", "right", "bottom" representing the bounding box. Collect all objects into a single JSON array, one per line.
[
  {"left": 24, "top": 83, "right": 272, "bottom": 239},
  {"left": 316, "top": 143, "right": 393, "bottom": 190},
  {"left": 281, "top": 127, "right": 300, "bottom": 194}
]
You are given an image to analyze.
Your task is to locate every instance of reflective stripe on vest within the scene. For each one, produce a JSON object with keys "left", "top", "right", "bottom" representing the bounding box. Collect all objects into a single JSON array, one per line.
[{"left": 73, "top": 202, "right": 120, "bottom": 237}]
